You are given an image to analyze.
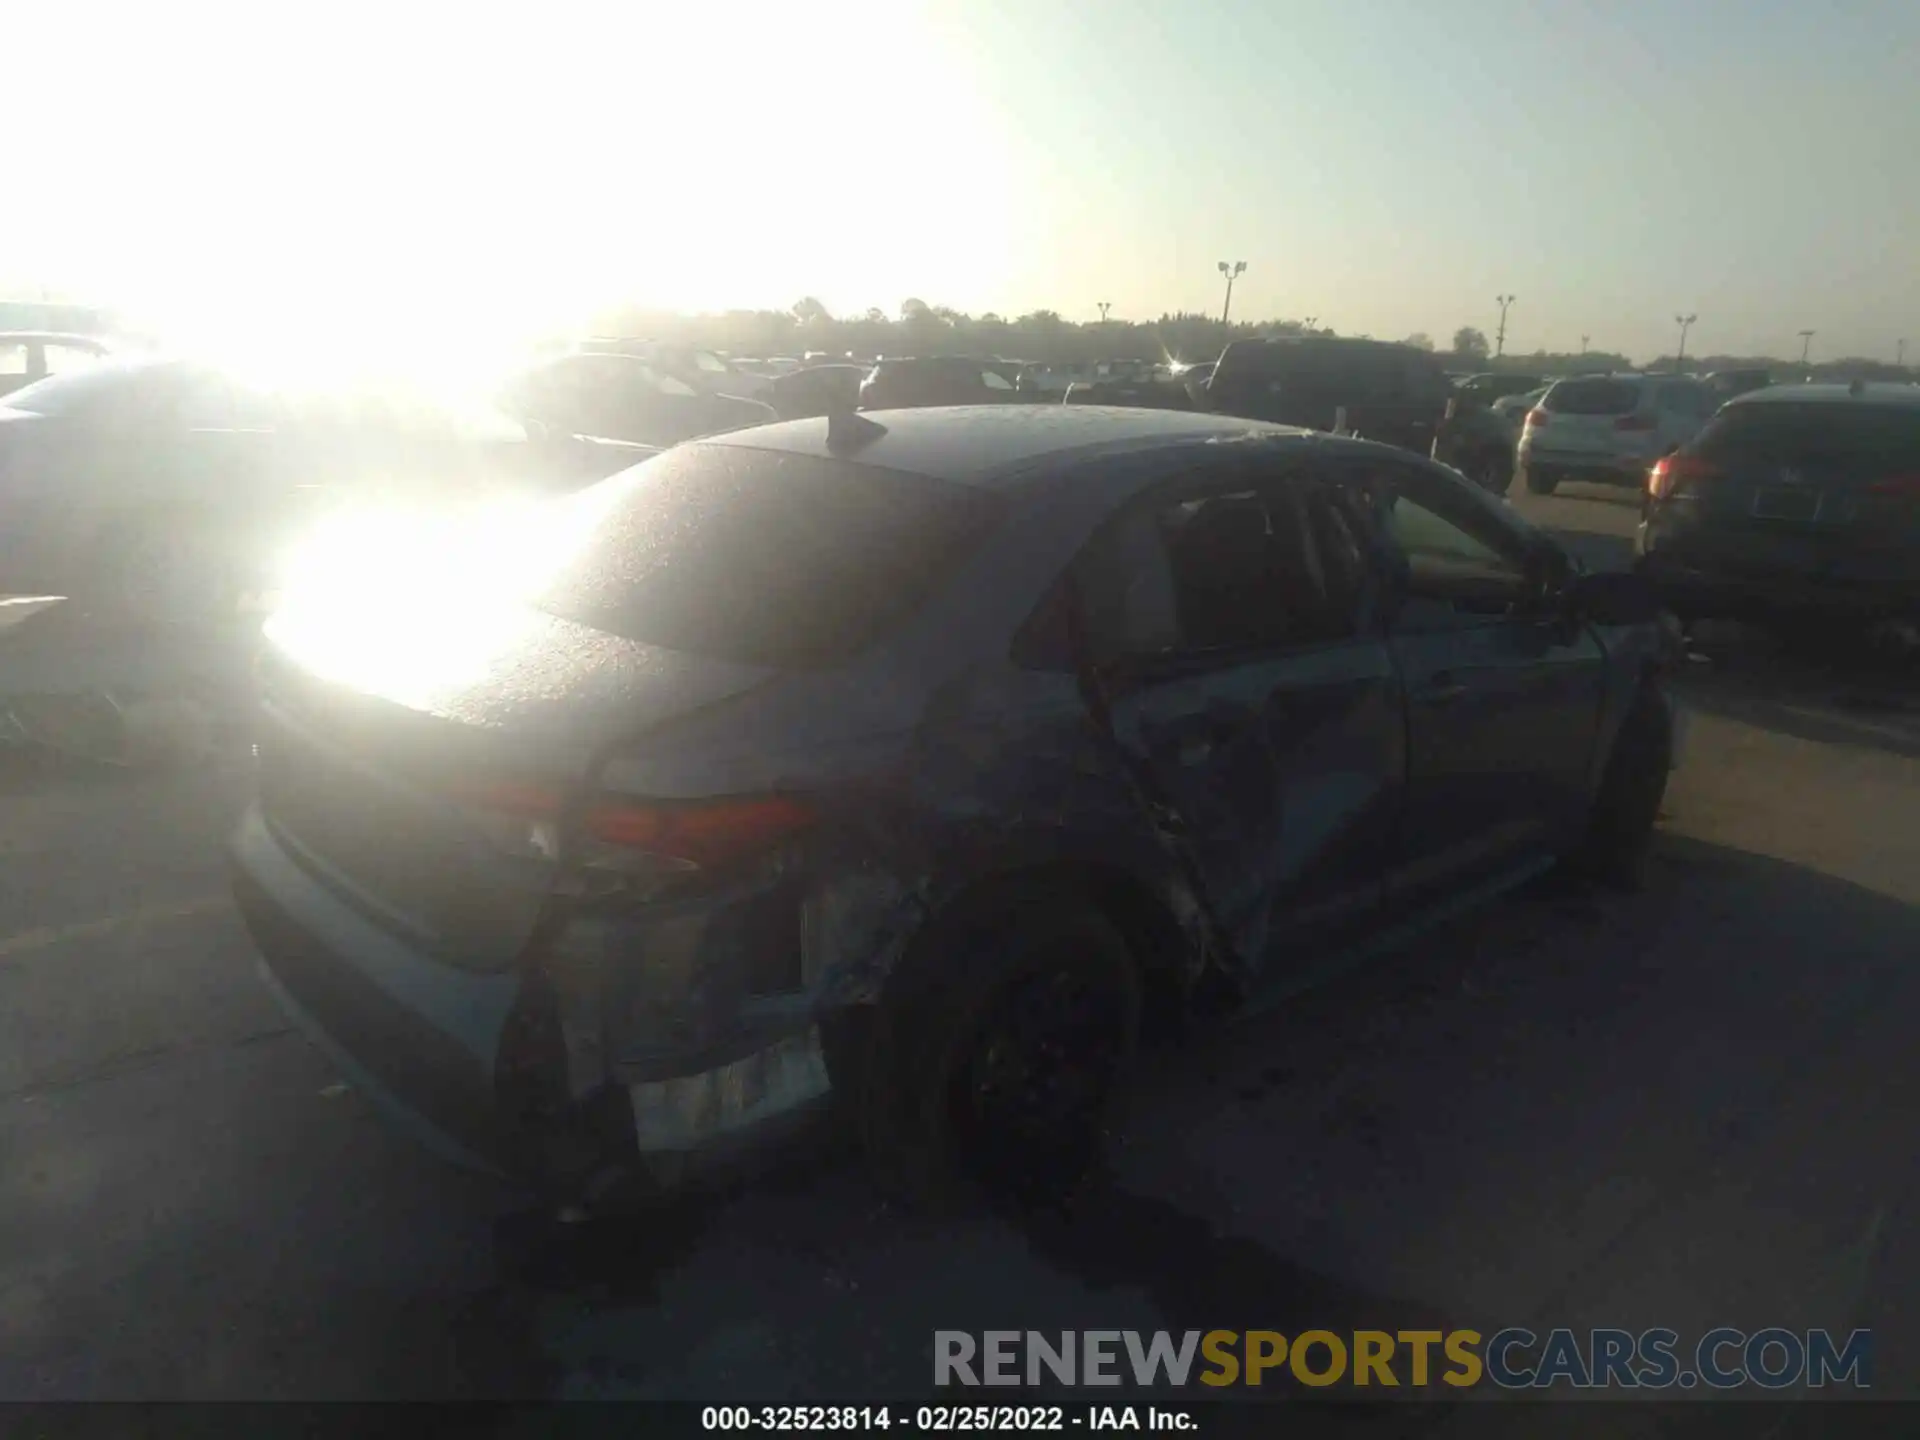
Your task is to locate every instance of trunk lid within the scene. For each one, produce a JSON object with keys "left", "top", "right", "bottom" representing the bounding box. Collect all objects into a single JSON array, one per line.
[{"left": 255, "top": 601, "right": 778, "bottom": 971}]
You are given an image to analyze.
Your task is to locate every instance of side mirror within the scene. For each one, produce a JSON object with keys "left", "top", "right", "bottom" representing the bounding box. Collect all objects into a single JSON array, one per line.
[{"left": 1566, "top": 569, "right": 1662, "bottom": 627}]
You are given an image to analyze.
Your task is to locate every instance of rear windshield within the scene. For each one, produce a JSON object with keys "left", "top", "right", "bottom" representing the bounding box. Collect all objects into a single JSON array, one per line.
[
  {"left": 1692, "top": 403, "right": 1920, "bottom": 469},
  {"left": 533, "top": 444, "right": 1008, "bottom": 667},
  {"left": 1544, "top": 378, "right": 1642, "bottom": 415}
]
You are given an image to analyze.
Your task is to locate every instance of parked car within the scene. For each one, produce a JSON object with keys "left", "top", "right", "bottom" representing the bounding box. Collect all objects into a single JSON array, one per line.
[
  {"left": 230, "top": 404, "right": 1680, "bottom": 1210},
  {"left": 1517, "top": 374, "right": 1719, "bottom": 495},
  {"left": 575, "top": 337, "right": 771, "bottom": 399},
  {"left": 0, "top": 358, "right": 653, "bottom": 616},
  {"left": 505, "top": 351, "right": 777, "bottom": 447},
  {"left": 0, "top": 331, "right": 112, "bottom": 399},
  {"left": 859, "top": 356, "right": 1022, "bottom": 410},
  {"left": 1202, "top": 337, "right": 1456, "bottom": 454},
  {"left": 1430, "top": 386, "right": 1545, "bottom": 495},
  {"left": 1454, "top": 373, "right": 1546, "bottom": 405},
  {"left": 1702, "top": 369, "right": 1772, "bottom": 403},
  {"left": 1062, "top": 377, "right": 1194, "bottom": 410},
  {"left": 1636, "top": 382, "right": 1920, "bottom": 629},
  {"left": 761, "top": 363, "right": 869, "bottom": 420}
]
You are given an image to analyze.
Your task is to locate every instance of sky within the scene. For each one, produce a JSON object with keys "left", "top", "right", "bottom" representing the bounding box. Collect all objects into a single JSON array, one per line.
[{"left": 4, "top": 0, "right": 1914, "bottom": 367}]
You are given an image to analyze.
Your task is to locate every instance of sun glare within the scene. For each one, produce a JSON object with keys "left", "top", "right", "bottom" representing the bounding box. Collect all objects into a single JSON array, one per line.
[
  {"left": 266, "top": 482, "right": 622, "bottom": 707},
  {"left": 11, "top": 2, "right": 1015, "bottom": 364}
]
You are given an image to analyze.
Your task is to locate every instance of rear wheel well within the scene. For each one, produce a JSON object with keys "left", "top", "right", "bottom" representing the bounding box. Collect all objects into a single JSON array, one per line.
[{"left": 911, "top": 861, "right": 1199, "bottom": 1036}]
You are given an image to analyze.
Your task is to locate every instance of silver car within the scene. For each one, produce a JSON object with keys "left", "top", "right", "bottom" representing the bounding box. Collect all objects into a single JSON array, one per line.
[{"left": 1517, "top": 374, "right": 1719, "bottom": 495}]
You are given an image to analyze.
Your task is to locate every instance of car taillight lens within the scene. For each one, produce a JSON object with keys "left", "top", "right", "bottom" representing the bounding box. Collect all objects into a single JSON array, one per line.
[
  {"left": 1614, "top": 414, "right": 1657, "bottom": 432},
  {"left": 1648, "top": 454, "right": 1721, "bottom": 500},
  {"left": 461, "top": 781, "right": 816, "bottom": 873},
  {"left": 1525, "top": 409, "right": 1550, "bottom": 427}
]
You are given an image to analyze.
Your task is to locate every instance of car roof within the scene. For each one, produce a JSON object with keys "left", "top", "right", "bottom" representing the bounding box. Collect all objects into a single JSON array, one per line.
[
  {"left": 700, "top": 404, "right": 1314, "bottom": 489},
  {"left": 1728, "top": 382, "right": 1920, "bottom": 409}
]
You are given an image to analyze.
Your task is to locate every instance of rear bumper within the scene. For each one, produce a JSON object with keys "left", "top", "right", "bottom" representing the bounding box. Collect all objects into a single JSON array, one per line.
[
  {"left": 231, "top": 803, "right": 838, "bottom": 1199},
  {"left": 1637, "top": 527, "right": 1919, "bottom": 622},
  {"left": 1517, "top": 449, "right": 1652, "bottom": 487}
]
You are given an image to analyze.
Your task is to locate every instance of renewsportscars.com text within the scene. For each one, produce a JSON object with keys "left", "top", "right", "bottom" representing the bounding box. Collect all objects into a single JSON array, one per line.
[{"left": 934, "top": 1328, "right": 1873, "bottom": 1390}]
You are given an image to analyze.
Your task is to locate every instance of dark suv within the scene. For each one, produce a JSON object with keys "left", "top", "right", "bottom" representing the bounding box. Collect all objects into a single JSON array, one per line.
[
  {"left": 1202, "top": 338, "right": 1455, "bottom": 454},
  {"left": 1637, "top": 382, "right": 1920, "bottom": 626}
]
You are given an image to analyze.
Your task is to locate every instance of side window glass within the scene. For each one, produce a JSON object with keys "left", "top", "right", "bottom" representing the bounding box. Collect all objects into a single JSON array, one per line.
[
  {"left": 0, "top": 341, "right": 30, "bottom": 380},
  {"left": 1349, "top": 461, "right": 1531, "bottom": 606},
  {"left": 982, "top": 368, "right": 1014, "bottom": 392}
]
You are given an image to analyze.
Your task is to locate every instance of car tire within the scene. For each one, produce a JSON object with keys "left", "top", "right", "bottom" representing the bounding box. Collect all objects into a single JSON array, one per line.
[
  {"left": 1524, "top": 465, "right": 1560, "bottom": 496},
  {"left": 859, "top": 895, "right": 1142, "bottom": 1210},
  {"left": 1569, "top": 683, "right": 1672, "bottom": 889}
]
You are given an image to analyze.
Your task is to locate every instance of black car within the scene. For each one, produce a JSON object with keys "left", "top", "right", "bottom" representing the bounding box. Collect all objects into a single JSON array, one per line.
[
  {"left": 1203, "top": 338, "right": 1456, "bottom": 454},
  {"left": 762, "top": 363, "right": 868, "bottom": 420},
  {"left": 1637, "top": 382, "right": 1920, "bottom": 627},
  {"left": 858, "top": 356, "right": 1023, "bottom": 410},
  {"left": 231, "top": 405, "right": 1680, "bottom": 1211},
  {"left": 505, "top": 351, "right": 777, "bottom": 447},
  {"left": 1454, "top": 372, "right": 1546, "bottom": 405}
]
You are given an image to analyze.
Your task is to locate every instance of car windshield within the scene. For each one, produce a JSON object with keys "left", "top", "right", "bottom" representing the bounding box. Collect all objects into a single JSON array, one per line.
[
  {"left": 1544, "top": 377, "right": 1642, "bottom": 415},
  {"left": 534, "top": 443, "right": 1007, "bottom": 667}
]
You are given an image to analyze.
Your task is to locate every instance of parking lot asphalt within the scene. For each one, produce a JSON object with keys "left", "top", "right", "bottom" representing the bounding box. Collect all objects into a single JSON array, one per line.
[{"left": 2, "top": 480, "right": 1916, "bottom": 1413}]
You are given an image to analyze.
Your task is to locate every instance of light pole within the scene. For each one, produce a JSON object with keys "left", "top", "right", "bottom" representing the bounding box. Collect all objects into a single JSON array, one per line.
[
  {"left": 1674, "top": 314, "right": 1697, "bottom": 371},
  {"left": 1097, "top": 302, "right": 1111, "bottom": 323},
  {"left": 1797, "top": 329, "right": 1815, "bottom": 367},
  {"left": 1217, "top": 261, "right": 1246, "bottom": 325},
  {"left": 1580, "top": 334, "right": 1590, "bottom": 355},
  {"left": 1492, "top": 294, "right": 1515, "bottom": 358},
  {"left": 1303, "top": 315, "right": 1319, "bottom": 333},
  {"left": 1899, "top": 338, "right": 1907, "bottom": 370}
]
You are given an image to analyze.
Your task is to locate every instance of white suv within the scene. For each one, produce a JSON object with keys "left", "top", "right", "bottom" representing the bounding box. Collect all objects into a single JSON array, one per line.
[{"left": 1517, "top": 374, "right": 1718, "bottom": 495}]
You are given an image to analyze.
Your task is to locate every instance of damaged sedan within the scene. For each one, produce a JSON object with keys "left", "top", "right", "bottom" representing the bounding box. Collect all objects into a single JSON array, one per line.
[{"left": 230, "top": 405, "right": 1680, "bottom": 1210}]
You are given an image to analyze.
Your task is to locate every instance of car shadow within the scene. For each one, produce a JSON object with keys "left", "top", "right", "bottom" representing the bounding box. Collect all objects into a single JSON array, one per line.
[
  {"left": 460, "top": 832, "right": 1919, "bottom": 1414},
  {"left": 1676, "top": 629, "right": 1920, "bottom": 760}
]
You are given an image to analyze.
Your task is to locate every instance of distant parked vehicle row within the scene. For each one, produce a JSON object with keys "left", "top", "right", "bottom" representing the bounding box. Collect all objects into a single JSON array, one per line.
[
  {"left": 504, "top": 350, "right": 777, "bottom": 447},
  {"left": 0, "top": 357, "right": 653, "bottom": 618}
]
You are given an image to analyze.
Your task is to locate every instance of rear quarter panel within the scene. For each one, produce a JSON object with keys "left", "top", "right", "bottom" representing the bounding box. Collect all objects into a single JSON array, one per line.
[{"left": 590, "top": 447, "right": 1220, "bottom": 1018}]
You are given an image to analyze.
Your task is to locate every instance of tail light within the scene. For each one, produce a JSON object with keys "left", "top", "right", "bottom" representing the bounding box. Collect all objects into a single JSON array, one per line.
[
  {"left": 1525, "top": 409, "right": 1550, "bottom": 427},
  {"left": 460, "top": 780, "right": 816, "bottom": 877},
  {"left": 1865, "top": 474, "right": 1920, "bottom": 498},
  {"left": 1648, "top": 454, "right": 1721, "bottom": 501},
  {"left": 1614, "top": 414, "right": 1657, "bottom": 432}
]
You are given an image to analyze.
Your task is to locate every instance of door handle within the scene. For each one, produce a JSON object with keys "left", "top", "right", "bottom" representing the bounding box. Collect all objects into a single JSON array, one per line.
[{"left": 1415, "top": 676, "right": 1468, "bottom": 706}]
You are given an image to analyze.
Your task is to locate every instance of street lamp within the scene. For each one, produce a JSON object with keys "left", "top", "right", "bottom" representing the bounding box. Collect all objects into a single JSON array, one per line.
[
  {"left": 1798, "top": 329, "right": 1816, "bottom": 366},
  {"left": 1580, "top": 334, "right": 1590, "bottom": 355},
  {"left": 1494, "top": 294, "right": 1515, "bottom": 358},
  {"left": 1097, "top": 302, "right": 1111, "bottom": 323},
  {"left": 1217, "top": 261, "right": 1246, "bottom": 325},
  {"left": 1303, "top": 315, "right": 1319, "bottom": 333},
  {"left": 1899, "top": 338, "right": 1907, "bottom": 370},
  {"left": 1674, "top": 314, "right": 1697, "bottom": 371}
]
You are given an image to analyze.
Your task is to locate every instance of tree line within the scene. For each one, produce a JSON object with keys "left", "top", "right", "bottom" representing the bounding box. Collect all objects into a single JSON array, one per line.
[{"left": 583, "top": 299, "right": 1912, "bottom": 381}]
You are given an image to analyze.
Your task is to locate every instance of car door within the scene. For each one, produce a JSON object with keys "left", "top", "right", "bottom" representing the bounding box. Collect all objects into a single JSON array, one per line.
[
  {"left": 1080, "top": 455, "right": 1404, "bottom": 980},
  {"left": 1336, "top": 454, "right": 1606, "bottom": 912}
]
